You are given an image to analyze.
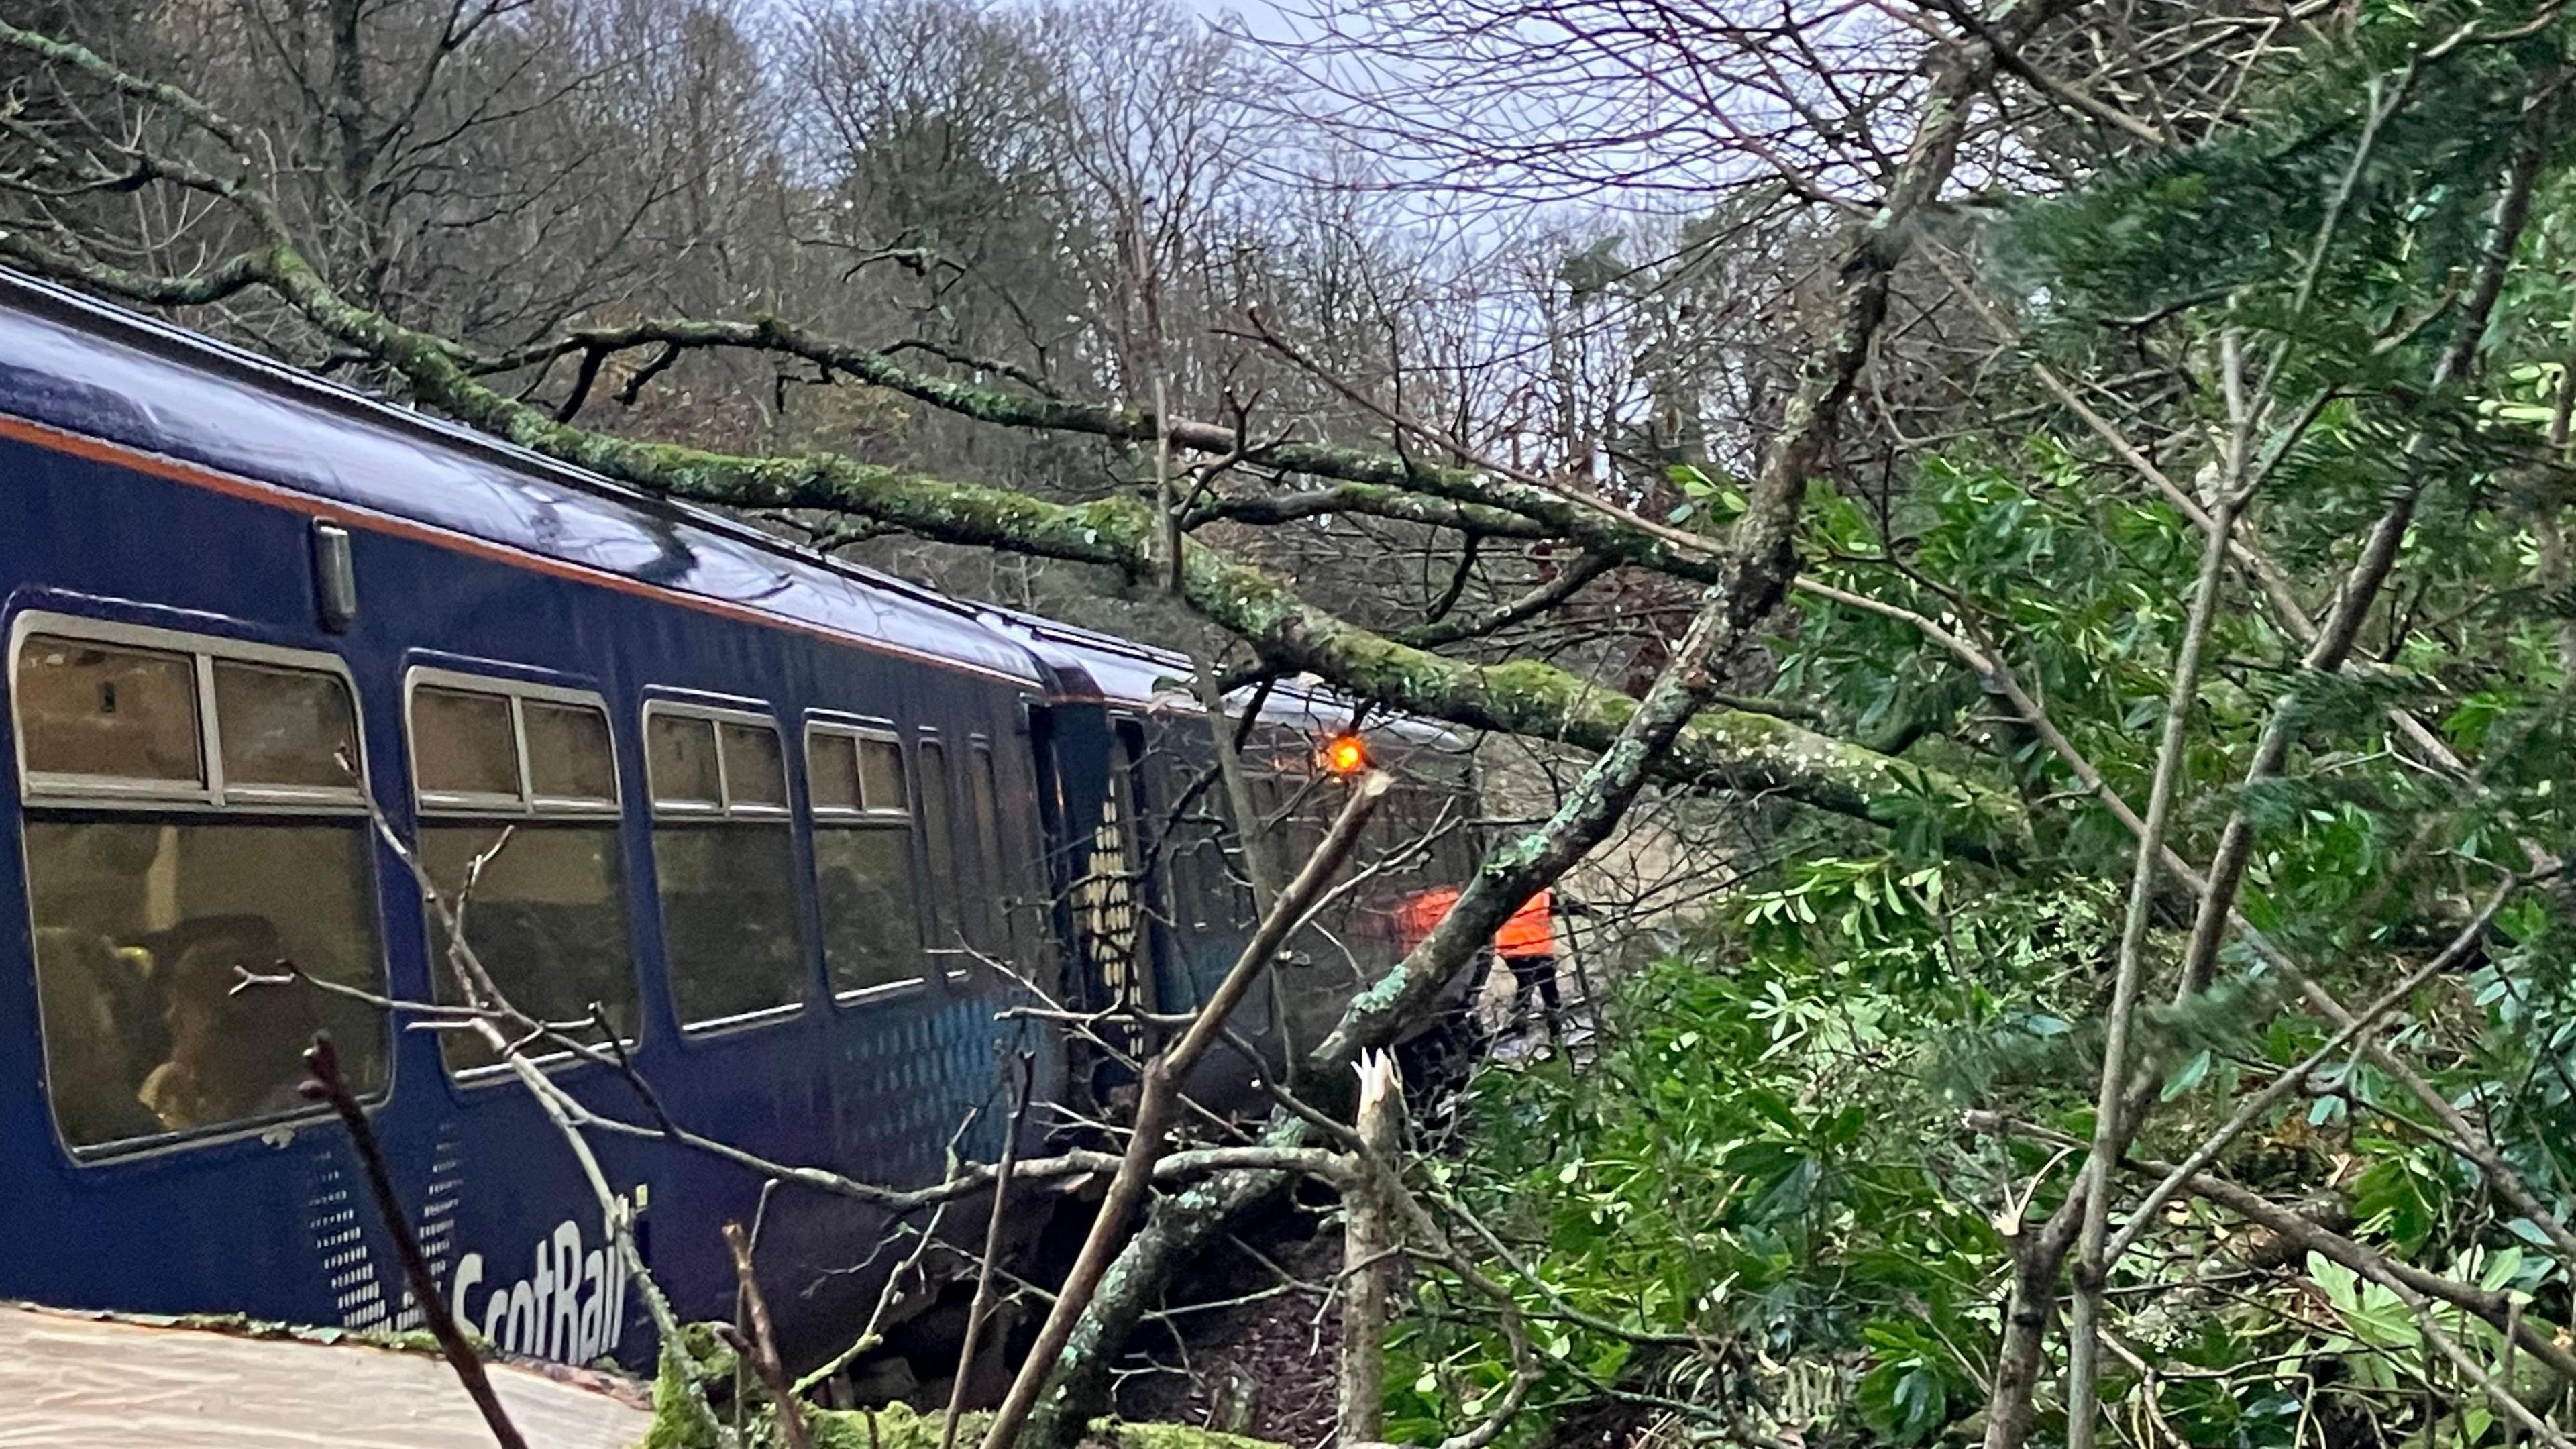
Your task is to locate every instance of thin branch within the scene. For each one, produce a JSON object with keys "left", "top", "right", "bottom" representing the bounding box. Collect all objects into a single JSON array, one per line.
[{"left": 301, "top": 1034, "right": 529, "bottom": 1449}]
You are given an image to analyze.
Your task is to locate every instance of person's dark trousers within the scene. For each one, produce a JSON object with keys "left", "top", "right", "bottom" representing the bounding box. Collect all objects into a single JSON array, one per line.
[{"left": 1505, "top": 951, "right": 1562, "bottom": 1036}]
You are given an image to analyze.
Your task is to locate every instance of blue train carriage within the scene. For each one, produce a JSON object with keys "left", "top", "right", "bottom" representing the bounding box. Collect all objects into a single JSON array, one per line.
[
  {"left": 0, "top": 267, "right": 1116, "bottom": 1371},
  {"left": 998, "top": 614, "right": 1485, "bottom": 1106}
]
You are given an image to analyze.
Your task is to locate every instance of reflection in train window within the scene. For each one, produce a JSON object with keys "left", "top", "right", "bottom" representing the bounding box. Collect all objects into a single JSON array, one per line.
[
  {"left": 15, "top": 636, "right": 203, "bottom": 784},
  {"left": 525, "top": 701, "right": 616, "bottom": 802},
  {"left": 859, "top": 737, "right": 907, "bottom": 812},
  {"left": 807, "top": 724, "right": 926, "bottom": 996},
  {"left": 421, "top": 826, "right": 633, "bottom": 1066},
  {"left": 647, "top": 703, "right": 806, "bottom": 1026},
  {"left": 13, "top": 622, "right": 383, "bottom": 1150},
  {"left": 413, "top": 685, "right": 519, "bottom": 800},
  {"left": 407, "top": 675, "right": 633, "bottom": 1072},
  {"left": 808, "top": 731, "right": 861, "bottom": 812},
  {"left": 655, "top": 824, "right": 804, "bottom": 1020},
  {"left": 214, "top": 660, "right": 359, "bottom": 790},
  {"left": 815, "top": 830, "right": 926, "bottom": 994},
  {"left": 719, "top": 722, "right": 788, "bottom": 807},
  {"left": 645, "top": 712, "right": 720, "bottom": 806}
]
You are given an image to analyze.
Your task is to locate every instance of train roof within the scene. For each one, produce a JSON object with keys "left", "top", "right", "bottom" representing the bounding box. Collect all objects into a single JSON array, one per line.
[
  {"left": 984, "top": 607, "right": 1468, "bottom": 751},
  {"left": 0, "top": 268, "right": 1466, "bottom": 751},
  {"left": 0, "top": 268, "right": 1047, "bottom": 685}
]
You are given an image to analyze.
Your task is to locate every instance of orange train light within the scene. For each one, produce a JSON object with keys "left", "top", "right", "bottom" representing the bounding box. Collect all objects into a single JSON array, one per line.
[{"left": 1320, "top": 732, "right": 1370, "bottom": 776}]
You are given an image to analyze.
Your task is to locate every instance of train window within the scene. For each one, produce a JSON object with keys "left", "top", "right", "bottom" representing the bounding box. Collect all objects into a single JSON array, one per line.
[
  {"left": 15, "top": 636, "right": 203, "bottom": 785},
  {"left": 719, "top": 722, "right": 788, "bottom": 808},
  {"left": 13, "top": 619, "right": 384, "bottom": 1151},
  {"left": 916, "top": 739, "right": 961, "bottom": 951},
  {"left": 213, "top": 660, "right": 360, "bottom": 791},
  {"left": 815, "top": 830, "right": 926, "bottom": 994},
  {"left": 647, "top": 702, "right": 806, "bottom": 1026},
  {"left": 861, "top": 737, "right": 907, "bottom": 812},
  {"left": 645, "top": 712, "right": 721, "bottom": 808},
  {"left": 808, "top": 723, "right": 925, "bottom": 996},
  {"left": 414, "top": 686, "right": 519, "bottom": 801},
  {"left": 808, "top": 732, "right": 862, "bottom": 812},
  {"left": 653, "top": 826, "right": 803, "bottom": 1021},
  {"left": 525, "top": 701, "right": 616, "bottom": 803},
  {"left": 407, "top": 674, "right": 633, "bottom": 1073}
]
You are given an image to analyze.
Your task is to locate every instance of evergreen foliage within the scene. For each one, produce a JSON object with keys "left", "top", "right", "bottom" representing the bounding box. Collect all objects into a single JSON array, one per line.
[{"left": 1398, "top": 3, "right": 2576, "bottom": 1442}]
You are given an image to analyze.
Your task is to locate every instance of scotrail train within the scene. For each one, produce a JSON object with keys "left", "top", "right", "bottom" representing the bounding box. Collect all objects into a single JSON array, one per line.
[{"left": 0, "top": 267, "right": 1479, "bottom": 1372}]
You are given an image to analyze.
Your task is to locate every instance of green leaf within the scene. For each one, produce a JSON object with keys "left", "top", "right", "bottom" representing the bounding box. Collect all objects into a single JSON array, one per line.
[{"left": 2160, "top": 1048, "right": 2214, "bottom": 1101}]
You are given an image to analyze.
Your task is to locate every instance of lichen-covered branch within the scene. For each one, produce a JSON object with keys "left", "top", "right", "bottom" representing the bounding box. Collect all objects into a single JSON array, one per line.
[
  {"left": 0, "top": 211, "right": 2019, "bottom": 860},
  {"left": 322, "top": 273, "right": 2019, "bottom": 853},
  {"left": 459, "top": 312, "right": 1733, "bottom": 582}
]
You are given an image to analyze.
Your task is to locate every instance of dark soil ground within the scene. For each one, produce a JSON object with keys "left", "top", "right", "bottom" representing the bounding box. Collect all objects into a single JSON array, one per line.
[
  {"left": 1112, "top": 1226, "right": 1347, "bottom": 1449},
  {"left": 1106, "top": 983, "right": 1605, "bottom": 1449}
]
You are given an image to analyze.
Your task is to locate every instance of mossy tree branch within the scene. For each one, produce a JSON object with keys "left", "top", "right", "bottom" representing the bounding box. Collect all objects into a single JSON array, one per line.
[
  {"left": 467, "top": 313, "right": 1736, "bottom": 581},
  {"left": 0, "top": 229, "right": 2025, "bottom": 863},
  {"left": 329, "top": 266, "right": 2026, "bottom": 857}
]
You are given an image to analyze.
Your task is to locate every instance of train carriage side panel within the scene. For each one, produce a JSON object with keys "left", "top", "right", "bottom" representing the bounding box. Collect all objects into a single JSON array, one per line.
[{"left": 0, "top": 372, "right": 1063, "bottom": 1370}]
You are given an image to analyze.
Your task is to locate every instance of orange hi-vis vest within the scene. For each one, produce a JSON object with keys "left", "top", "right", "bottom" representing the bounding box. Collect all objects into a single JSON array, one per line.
[
  {"left": 1493, "top": 888, "right": 1556, "bottom": 960},
  {"left": 1388, "top": 885, "right": 1458, "bottom": 955},
  {"left": 1387, "top": 885, "right": 1556, "bottom": 960}
]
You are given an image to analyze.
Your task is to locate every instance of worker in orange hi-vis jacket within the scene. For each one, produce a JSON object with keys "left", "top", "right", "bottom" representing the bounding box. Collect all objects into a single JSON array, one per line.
[{"left": 1386, "top": 884, "right": 1564, "bottom": 1034}]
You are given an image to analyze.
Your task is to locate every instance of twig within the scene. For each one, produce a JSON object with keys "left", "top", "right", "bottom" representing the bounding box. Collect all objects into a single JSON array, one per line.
[
  {"left": 2066, "top": 329, "right": 2253, "bottom": 1447},
  {"left": 722, "top": 1222, "right": 813, "bottom": 1449},
  {"left": 943, "top": 1053, "right": 1036, "bottom": 1449},
  {"left": 794, "top": 1172, "right": 966, "bottom": 1399},
  {"left": 301, "top": 1034, "right": 529, "bottom": 1449}
]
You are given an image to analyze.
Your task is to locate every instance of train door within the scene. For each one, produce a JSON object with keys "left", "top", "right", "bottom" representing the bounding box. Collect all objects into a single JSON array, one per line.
[
  {"left": 1077, "top": 720, "right": 1152, "bottom": 1007},
  {"left": 1065, "top": 718, "right": 1161, "bottom": 1096}
]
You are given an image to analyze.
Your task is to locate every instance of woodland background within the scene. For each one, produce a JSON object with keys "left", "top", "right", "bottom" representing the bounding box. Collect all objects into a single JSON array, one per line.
[{"left": 10, "top": 0, "right": 2576, "bottom": 1446}]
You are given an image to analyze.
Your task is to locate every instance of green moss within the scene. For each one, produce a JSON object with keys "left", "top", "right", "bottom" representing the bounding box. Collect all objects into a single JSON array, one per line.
[
  {"left": 641, "top": 1328, "right": 743, "bottom": 1449},
  {"left": 1097, "top": 1419, "right": 1286, "bottom": 1449},
  {"left": 651, "top": 1395, "right": 1285, "bottom": 1449},
  {"left": 806, "top": 1401, "right": 957, "bottom": 1449},
  {"left": 1349, "top": 962, "right": 1409, "bottom": 1016}
]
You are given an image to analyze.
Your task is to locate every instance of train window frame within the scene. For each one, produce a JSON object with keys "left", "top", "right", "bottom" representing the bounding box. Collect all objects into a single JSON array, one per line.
[
  {"left": 804, "top": 719, "right": 914, "bottom": 827},
  {"left": 13, "top": 614, "right": 371, "bottom": 813},
  {"left": 642, "top": 700, "right": 790, "bottom": 821},
  {"left": 406, "top": 668, "right": 623, "bottom": 819},
  {"left": 403, "top": 667, "right": 633, "bottom": 1079},
  {"left": 7, "top": 610, "right": 387, "bottom": 1159},
  {"left": 642, "top": 698, "right": 810, "bottom": 1031},
  {"left": 804, "top": 716, "right": 932, "bottom": 1004}
]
